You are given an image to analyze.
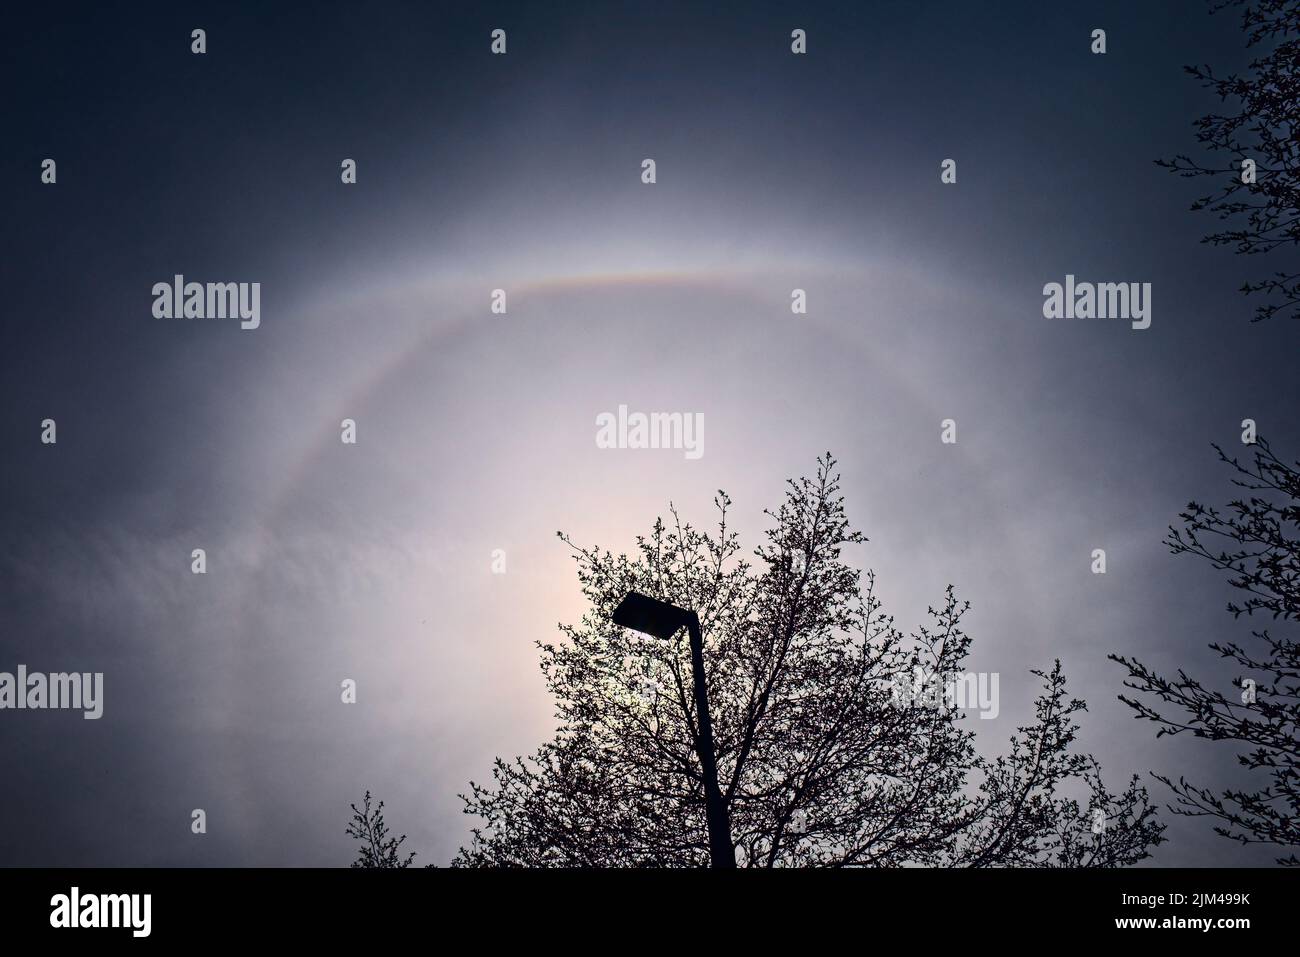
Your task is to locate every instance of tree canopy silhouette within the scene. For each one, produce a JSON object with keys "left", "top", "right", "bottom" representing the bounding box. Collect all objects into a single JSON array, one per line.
[
  {"left": 347, "top": 790, "right": 416, "bottom": 869},
  {"left": 1158, "top": 0, "right": 1300, "bottom": 322},
  {"left": 1112, "top": 438, "right": 1300, "bottom": 865},
  {"left": 454, "top": 456, "right": 1162, "bottom": 867}
]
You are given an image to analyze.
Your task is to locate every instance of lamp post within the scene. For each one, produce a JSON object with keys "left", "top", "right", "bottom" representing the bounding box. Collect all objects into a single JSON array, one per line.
[{"left": 611, "top": 591, "right": 735, "bottom": 868}]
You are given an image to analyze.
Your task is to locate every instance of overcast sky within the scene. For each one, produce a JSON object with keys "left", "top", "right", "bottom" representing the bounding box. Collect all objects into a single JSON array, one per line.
[{"left": 2, "top": 0, "right": 1297, "bottom": 866}]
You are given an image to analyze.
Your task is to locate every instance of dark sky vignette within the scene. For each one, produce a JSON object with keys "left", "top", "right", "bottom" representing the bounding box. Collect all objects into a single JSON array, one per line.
[{"left": 1, "top": 1, "right": 1297, "bottom": 866}]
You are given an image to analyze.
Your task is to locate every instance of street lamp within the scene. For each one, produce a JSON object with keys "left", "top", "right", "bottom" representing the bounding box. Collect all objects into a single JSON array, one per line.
[{"left": 611, "top": 591, "right": 735, "bottom": 869}]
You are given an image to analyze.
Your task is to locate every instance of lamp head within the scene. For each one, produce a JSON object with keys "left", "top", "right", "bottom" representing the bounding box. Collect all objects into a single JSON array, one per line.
[{"left": 611, "top": 592, "right": 691, "bottom": 639}]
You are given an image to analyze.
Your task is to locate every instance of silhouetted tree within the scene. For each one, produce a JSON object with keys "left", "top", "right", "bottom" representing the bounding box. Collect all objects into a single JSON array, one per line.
[
  {"left": 1158, "top": 0, "right": 1300, "bottom": 321},
  {"left": 1112, "top": 438, "right": 1300, "bottom": 865},
  {"left": 454, "top": 456, "right": 1162, "bottom": 867},
  {"left": 347, "top": 790, "right": 416, "bottom": 868}
]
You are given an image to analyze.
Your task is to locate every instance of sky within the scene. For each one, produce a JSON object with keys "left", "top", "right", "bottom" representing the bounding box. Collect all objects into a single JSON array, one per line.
[{"left": 1, "top": 0, "right": 1297, "bottom": 866}]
